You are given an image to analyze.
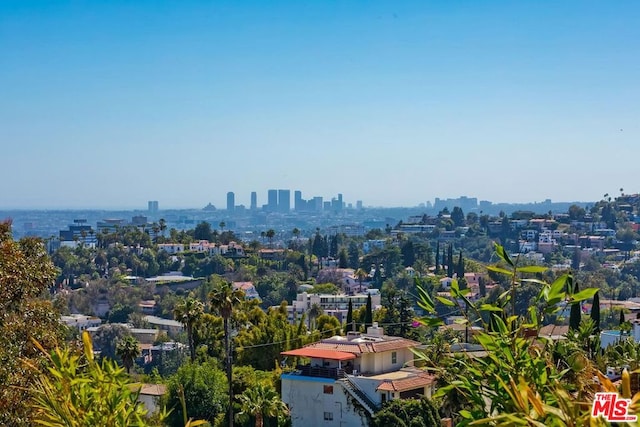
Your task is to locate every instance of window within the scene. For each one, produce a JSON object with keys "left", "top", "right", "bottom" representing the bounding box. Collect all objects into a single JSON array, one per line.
[
  {"left": 324, "top": 412, "right": 333, "bottom": 421},
  {"left": 323, "top": 385, "right": 333, "bottom": 394},
  {"left": 391, "top": 351, "right": 397, "bottom": 364}
]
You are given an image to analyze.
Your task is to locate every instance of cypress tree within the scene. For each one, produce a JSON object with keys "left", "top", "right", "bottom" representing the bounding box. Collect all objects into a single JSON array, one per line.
[
  {"left": 479, "top": 276, "right": 487, "bottom": 298},
  {"left": 345, "top": 300, "right": 353, "bottom": 333},
  {"left": 365, "top": 294, "right": 373, "bottom": 329},
  {"left": 457, "top": 249, "right": 465, "bottom": 279},
  {"left": 590, "top": 291, "right": 601, "bottom": 332},
  {"left": 441, "top": 247, "right": 446, "bottom": 273},
  {"left": 569, "top": 281, "right": 581, "bottom": 331},
  {"left": 447, "top": 245, "right": 454, "bottom": 278},
  {"left": 620, "top": 309, "right": 626, "bottom": 327},
  {"left": 435, "top": 241, "right": 440, "bottom": 272}
]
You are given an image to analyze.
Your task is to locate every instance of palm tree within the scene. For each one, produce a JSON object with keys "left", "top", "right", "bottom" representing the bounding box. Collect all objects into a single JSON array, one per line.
[
  {"left": 308, "top": 303, "right": 323, "bottom": 330},
  {"left": 354, "top": 268, "right": 368, "bottom": 293},
  {"left": 115, "top": 335, "right": 140, "bottom": 374},
  {"left": 266, "top": 229, "right": 275, "bottom": 248},
  {"left": 173, "top": 296, "right": 204, "bottom": 362},
  {"left": 210, "top": 280, "right": 245, "bottom": 427},
  {"left": 219, "top": 221, "right": 226, "bottom": 233},
  {"left": 236, "top": 384, "right": 289, "bottom": 427}
]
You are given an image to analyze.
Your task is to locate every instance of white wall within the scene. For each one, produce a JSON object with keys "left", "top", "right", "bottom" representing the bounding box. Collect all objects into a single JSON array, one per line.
[{"left": 282, "top": 375, "right": 370, "bottom": 427}]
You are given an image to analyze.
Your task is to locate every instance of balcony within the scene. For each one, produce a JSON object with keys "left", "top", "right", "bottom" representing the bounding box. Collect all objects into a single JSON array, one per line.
[{"left": 295, "top": 364, "right": 346, "bottom": 379}]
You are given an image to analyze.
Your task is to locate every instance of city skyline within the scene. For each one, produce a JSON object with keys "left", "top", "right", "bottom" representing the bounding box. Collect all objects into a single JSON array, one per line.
[{"left": 2, "top": 1, "right": 638, "bottom": 209}]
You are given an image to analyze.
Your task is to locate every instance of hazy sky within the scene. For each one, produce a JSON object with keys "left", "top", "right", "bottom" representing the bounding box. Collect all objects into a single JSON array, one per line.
[{"left": 1, "top": 1, "right": 638, "bottom": 209}]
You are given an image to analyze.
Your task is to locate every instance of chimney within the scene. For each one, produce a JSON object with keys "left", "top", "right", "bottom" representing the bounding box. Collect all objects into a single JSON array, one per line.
[{"left": 366, "top": 322, "right": 383, "bottom": 337}]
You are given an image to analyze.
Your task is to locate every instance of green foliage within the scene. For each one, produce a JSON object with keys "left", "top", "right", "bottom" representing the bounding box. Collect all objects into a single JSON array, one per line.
[
  {"left": 165, "top": 361, "right": 229, "bottom": 427},
  {"left": 372, "top": 397, "right": 440, "bottom": 427},
  {"left": 235, "top": 383, "right": 289, "bottom": 427},
  {"left": 30, "top": 331, "right": 154, "bottom": 426},
  {"left": 414, "top": 243, "right": 608, "bottom": 426},
  {"left": 116, "top": 335, "right": 141, "bottom": 374},
  {"left": 0, "top": 222, "right": 64, "bottom": 425},
  {"left": 174, "top": 296, "right": 205, "bottom": 362}
]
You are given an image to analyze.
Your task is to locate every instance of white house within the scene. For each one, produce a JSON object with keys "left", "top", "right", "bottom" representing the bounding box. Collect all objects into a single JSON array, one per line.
[
  {"left": 61, "top": 314, "right": 102, "bottom": 331},
  {"left": 281, "top": 324, "right": 435, "bottom": 426},
  {"left": 157, "top": 243, "right": 185, "bottom": 254},
  {"left": 287, "top": 292, "right": 381, "bottom": 324}
]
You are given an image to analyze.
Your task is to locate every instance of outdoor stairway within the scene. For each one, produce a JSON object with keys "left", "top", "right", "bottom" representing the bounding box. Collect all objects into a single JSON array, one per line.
[{"left": 338, "top": 377, "right": 379, "bottom": 415}]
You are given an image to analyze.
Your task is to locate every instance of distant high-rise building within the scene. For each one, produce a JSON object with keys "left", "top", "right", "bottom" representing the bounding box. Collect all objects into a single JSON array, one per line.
[
  {"left": 250, "top": 192, "right": 257, "bottom": 210},
  {"left": 294, "top": 190, "right": 304, "bottom": 211},
  {"left": 312, "top": 196, "right": 324, "bottom": 211},
  {"left": 278, "top": 189, "right": 290, "bottom": 213},
  {"left": 356, "top": 200, "right": 363, "bottom": 210},
  {"left": 148, "top": 201, "right": 159, "bottom": 214},
  {"left": 267, "top": 189, "right": 278, "bottom": 212},
  {"left": 227, "top": 192, "right": 235, "bottom": 212}
]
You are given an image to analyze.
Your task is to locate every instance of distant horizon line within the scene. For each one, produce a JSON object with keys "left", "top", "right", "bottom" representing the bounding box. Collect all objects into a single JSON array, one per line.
[{"left": 0, "top": 199, "right": 598, "bottom": 212}]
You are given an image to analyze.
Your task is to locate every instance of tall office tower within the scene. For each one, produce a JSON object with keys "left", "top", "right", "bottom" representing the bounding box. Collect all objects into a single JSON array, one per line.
[
  {"left": 148, "top": 201, "right": 159, "bottom": 214},
  {"left": 356, "top": 200, "right": 363, "bottom": 210},
  {"left": 294, "top": 190, "right": 304, "bottom": 211},
  {"left": 267, "top": 189, "right": 278, "bottom": 212},
  {"left": 226, "top": 192, "right": 235, "bottom": 212},
  {"left": 312, "top": 196, "right": 323, "bottom": 211},
  {"left": 250, "top": 191, "right": 257, "bottom": 210},
  {"left": 278, "top": 189, "right": 290, "bottom": 213}
]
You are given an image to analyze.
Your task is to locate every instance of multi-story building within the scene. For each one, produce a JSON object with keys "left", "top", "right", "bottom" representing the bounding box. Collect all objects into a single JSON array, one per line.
[
  {"left": 267, "top": 189, "right": 278, "bottom": 212},
  {"left": 279, "top": 189, "right": 291, "bottom": 213},
  {"left": 250, "top": 191, "right": 257, "bottom": 210},
  {"left": 287, "top": 292, "right": 381, "bottom": 324},
  {"left": 148, "top": 201, "right": 159, "bottom": 214},
  {"left": 227, "top": 192, "right": 235, "bottom": 212},
  {"left": 59, "top": 219, "right": 97, "bottom": 248},
  {"left": 281, "top": 324, "right": 435, "bottom": 426}
]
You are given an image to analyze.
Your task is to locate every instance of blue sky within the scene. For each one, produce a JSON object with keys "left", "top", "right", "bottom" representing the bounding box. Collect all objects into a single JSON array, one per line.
[{"left": 1, "top": 0, "right": 638, "bottom": 209}]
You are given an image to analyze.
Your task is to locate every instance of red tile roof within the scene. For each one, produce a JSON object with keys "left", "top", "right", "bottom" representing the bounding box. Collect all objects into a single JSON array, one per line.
[
  {"left": 376, "top": 373, "right": 435, "bottom": 392},
  {"left": 280, "top": 348, "right": 357, "bottom": 361}
]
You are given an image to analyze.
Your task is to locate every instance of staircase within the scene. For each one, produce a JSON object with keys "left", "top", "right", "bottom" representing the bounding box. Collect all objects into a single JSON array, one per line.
[{"left": 338, "top": 377, "right": 379, "bottom": 415}]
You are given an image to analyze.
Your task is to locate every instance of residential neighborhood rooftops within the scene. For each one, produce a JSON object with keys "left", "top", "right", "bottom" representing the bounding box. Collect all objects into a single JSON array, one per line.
[{"left": 281, "top": 348, "right": 357, "bottom": 361}]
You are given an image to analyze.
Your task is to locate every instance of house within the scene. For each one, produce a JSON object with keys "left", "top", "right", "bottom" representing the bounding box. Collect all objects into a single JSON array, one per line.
[
  {"left": 129, "top": 384, "right": 167, "bottom": 416},
  {"left": 143, "top": 315, "right": 184, "bottom": 337},
  {"left": 157, "top": 243, "right": 185, "bottom": 254},
  {"left": 233, "top": 281, "right": 261, "bottom": 300},
  {"left": 280, "top": 324, "right": 435, "bottom": 426},
  {"left": 61, "top": 314, "right": 102, "bottom": 331},
  {"left": 287, "top": 292, "right": 381, "bottom": 324}
]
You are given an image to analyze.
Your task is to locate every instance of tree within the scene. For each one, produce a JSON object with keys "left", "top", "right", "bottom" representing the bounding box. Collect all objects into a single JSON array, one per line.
[
  {"left": 345, "top": 300, "right": 354, "bottom": 333},
  {"left": 401, "top": 240, "right": 415, "bottom": 267},
  {"left": 31, "top": 332, "right": 154, "bottom": 426},
  {"left": 236, "top": 384, "right": 289, "bottom": 427},
  {"left": 210, "top": 279, "right": 245, "bottom": 427},
  {"left": 347, "top": 241, "right": 360, "bottom": 269},
  {"left": 173, "top": 296, "right": 205, "bottom": 362},
  {"left": 315, "top": 314, "right": 341, "bottom": 338},
  {"left": 165, "top": 361, "right": 228, "bottom": 427},
  {"left": 364, "top": 294, "right": 373, "bottom": 328},
  {"left": 354, "top": 268, "right": 368, "bottom": 293},
  {"left": 447, "top": 244, "right": 454, "bottom": 278},
  {"left": 372, "top": 397, "right": 440, "bottom": 427},
  {"left": 456, "top": 249, "right": 465, "bottom": 279},
  {"left": 194, "top": 221, "right": 214, "bottom": 241},
  {"left": 569, "top": 281, "right": 582, "bottom": 331},
  {"left": 338, "top": 248, "right": 348, "bottom": 268},
  {"left": 591, "top": 291, "right": 601, "bottom": 333},
  {"left": 116, "top": 335, "right": 140, "bottom": 374},
  {"left": 308, "top": 303, "right": 324, "bottom": 329},
  {"left": 265, "top": 229, "right": 276, "bottom": 249},
  {"left": 0, "top": 222, "right": 63, "bottom": 425},
  {"left": 451, "top": 206, "right": 465, "bottom": 228}
]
